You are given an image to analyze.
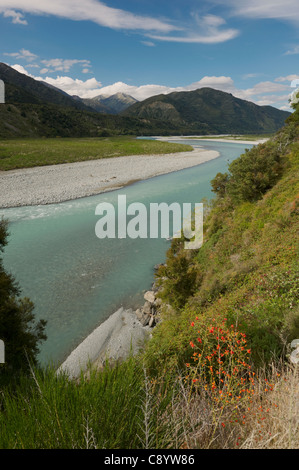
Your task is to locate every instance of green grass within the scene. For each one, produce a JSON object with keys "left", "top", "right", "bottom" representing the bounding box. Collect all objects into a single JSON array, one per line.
[
  {"left": 0, "top": 358, "right": 172, "bottom": 449},
  {"left": 0, "top": 137, "right": 193, "bottom": 170}
]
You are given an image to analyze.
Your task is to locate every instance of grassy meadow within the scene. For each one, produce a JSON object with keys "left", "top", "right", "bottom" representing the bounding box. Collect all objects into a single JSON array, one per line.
[{"left": 0, "top": 137, "right": 192, "bottom": 171}]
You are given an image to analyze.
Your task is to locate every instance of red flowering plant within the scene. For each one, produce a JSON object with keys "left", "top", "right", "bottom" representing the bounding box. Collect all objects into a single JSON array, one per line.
[{"left": 186, "top": 316, "right": 256, "bottom": 408}]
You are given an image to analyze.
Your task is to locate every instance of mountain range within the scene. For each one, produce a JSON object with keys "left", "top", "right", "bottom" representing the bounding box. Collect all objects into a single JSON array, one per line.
[
  {"left": 0, "top": 63, "right": 291, "bottom": 138},
  {"left": 122, "top": 87, "right": 290, "bottom": 135}
]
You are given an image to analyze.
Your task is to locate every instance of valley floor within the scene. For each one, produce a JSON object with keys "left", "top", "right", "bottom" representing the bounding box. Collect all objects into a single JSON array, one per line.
[{"left": 0, "top": 147, "right": 219, "bottom": 208}]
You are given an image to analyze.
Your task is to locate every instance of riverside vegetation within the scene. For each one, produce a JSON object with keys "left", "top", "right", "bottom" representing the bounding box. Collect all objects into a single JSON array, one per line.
[
  {"left": 0, "top": 137, "right": 192, "bottom": 171},
  {"left": 0, "top": 98, "right": 298, "bottom": 449}
]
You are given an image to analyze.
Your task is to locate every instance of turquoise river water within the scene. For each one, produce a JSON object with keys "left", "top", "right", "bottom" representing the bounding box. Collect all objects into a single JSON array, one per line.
[{"left": 0, "top": 139, "right": 253, "bottom": 366}]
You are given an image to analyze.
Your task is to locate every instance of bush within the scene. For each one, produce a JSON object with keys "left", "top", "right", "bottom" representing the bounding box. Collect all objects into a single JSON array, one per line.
[
  {"left": 0, "top": 219, "right": 46, "bottom": 381},
  {"left": 211, "top": 141, "right": 285, "bottom": 204}
]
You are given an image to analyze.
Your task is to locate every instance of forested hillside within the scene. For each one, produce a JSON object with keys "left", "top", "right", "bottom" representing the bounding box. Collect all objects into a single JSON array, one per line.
[{"left": 123, "top": 87, "right": 291, "bottom": 135}]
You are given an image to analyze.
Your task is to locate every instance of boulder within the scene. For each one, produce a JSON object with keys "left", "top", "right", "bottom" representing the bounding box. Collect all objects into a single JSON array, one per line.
[
  {"left": 154, "top": 297, "right": 162, "bottom": 307},
  {"left": 148, "top": 315, "right": 155, "bottom": 328},
  {"left": 143, "top": 301, "right": 152, "bottom": 314},
  {"left": 135, "top": 309, "right": 143, "bottom": 321},
  {"left": 140, "top": 313, "right": 150, "bottom": 327},
  {"left": 144, "top": 290, "right": 156, "bottom": 303}
]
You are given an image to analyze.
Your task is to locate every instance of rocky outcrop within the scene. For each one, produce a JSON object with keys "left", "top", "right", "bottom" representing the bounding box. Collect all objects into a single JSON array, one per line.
[
  {"left": 134, "top": 289, "right": 161, "bottom": 328},
  {"left": 131, "top": 263, "right": 166, "bottom": 329}
]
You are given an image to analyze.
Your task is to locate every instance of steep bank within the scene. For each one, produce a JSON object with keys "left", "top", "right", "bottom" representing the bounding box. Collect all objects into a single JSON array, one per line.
[{"left": 144, "top": 106, "right": 299, "bottom": 372}]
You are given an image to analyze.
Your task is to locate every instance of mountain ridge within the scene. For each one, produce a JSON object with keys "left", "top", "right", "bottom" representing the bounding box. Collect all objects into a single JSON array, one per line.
[
  {"left": 75, "top": 92, "right": 138, "bottom": 114},
  {"left": 0, "top": 63, "right": 291, "bottom": 138},
  {"left": 123, "top": 87, "right": 290, "bottom": 134}
]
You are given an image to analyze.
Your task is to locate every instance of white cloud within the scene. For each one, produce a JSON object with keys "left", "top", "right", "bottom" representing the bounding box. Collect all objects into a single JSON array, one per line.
[
  {"left": 141, "top": 41, "right": 155, "bottom": 47},
  {"left": 2, "top": 8, "right": 27, "bottom": 24},
  {"left": 0, "top": 0, "right": 178, "bottom": 32},
  {"left": 148, "top": 14, "right": 239, "bottom": 44},
  {"left": 245, "top": 81, "right": 289, "bottom": 95},
  {"left": 285, "top": 45, "right": 299, "bottom": 55},
  {"left": 41, "top": 58, "right": 91, "bottom": 73},
  {"left": 0, "top": 2, "right": 239, "bottom": 44},
  {"left": 10, "top": 63, "right": 33, "bottom": 75},
  {"left": 36, "top": 76, "right": 103, "bottom": 97},
  {"left": 275, "top": 74, "right": 299, "bottom": 83},
  {"left": 213, "top": 0, "right": 299, "bottom": 24},
  {"left": 4, "top": 48, "right": 38, "bottom": 61},
  {"left": 4, "top": 50, "right": 93, "bottom": 75},
  {"left": 254, "top": 94, "right": 291, "bottom": 106}
]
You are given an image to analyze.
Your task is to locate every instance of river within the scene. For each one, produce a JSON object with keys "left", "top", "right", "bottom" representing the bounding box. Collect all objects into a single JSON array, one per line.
[{"left": 0, "top": 139, "right": 253, "bottom": 366}]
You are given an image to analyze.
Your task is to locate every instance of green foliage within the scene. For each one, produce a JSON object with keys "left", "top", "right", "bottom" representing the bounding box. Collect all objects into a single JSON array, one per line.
[
  {"left": 211, "top": 172, "right": 230, "bottom": 198},
  {"left": 148, "top": 105, "right": 299, "bottom": 373},
  {"left": 155, "top": 239, "right": 198, "bottom": 309},
  {"left": 227, "top": 142, "right": 284, "bottom": 202},
  {"left": 0, "top": 220, "right": 46, "bottom": 381},
  {"left": 0, "top": 358, "right": 181, "bottom": 449},
  {"left": 211, "top": 141, "right": 286, "bottom": 203}
]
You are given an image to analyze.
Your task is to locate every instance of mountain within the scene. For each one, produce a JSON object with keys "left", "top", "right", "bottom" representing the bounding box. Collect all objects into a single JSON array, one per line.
[
  {"left": 0, "top": 63, "right": 159, "bottom": 138},
  {"left": 122, "top": 87, "right": 291, "bottom": 135},
  {"left": 75, "top": 93, "right": 138, "bottom": 114},
  {"left": 0, "top": 62, "right": 94, "bottom": 112},
  {"left": 0, "top": 63, "right": 291, "bottom": 138}
]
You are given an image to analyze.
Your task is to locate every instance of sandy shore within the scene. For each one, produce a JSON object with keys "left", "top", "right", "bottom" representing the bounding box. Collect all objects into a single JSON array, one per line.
[
  {"left": 0, "top": 147, "right": 219, "bottom": 208},
  {"left": 156, "top": 136, "right": 268, "bottom": 145},
  {"left": 57, "top": 307, "right": 151, "bottom": 378}
]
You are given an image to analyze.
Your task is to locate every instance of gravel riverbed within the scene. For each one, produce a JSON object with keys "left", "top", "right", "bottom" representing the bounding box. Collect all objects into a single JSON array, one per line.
[{"left": 0, "top": 148, "right": 219, "bottom": 208}]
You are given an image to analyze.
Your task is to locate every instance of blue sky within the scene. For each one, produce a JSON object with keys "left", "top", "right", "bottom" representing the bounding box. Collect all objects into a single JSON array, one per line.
[{"left": 0, "top": 0, "right": 299, "bottom": 109}]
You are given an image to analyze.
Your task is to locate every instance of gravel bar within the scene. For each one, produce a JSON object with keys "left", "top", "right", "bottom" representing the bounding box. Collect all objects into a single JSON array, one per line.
[{"left": 0, "top": 148, "right": 219, "bottom": 208}]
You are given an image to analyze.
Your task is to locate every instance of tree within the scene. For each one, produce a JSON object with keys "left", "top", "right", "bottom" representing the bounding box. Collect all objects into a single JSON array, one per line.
[
  {"left": 211, "top": 172, "right": 229, "bottom": 199},
  {"left": 226, "top": 142, "right": 284, "bottom": 203},
  {"left": 0, "top": 219, "right": 47, "bottom": 377}
]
